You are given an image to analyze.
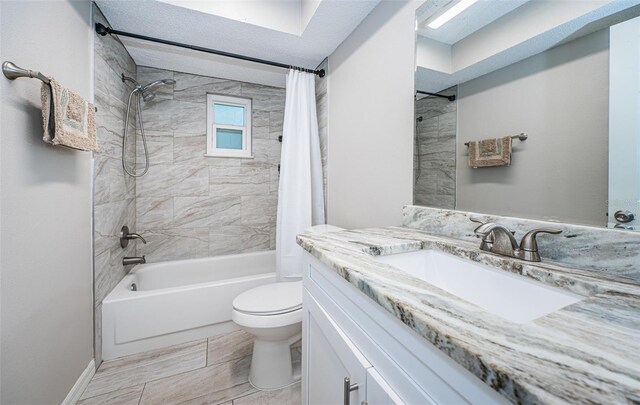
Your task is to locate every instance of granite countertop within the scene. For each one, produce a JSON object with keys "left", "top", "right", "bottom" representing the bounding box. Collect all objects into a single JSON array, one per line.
[{"left": 296, "top": 227, "right": 640, "bottom": 405}]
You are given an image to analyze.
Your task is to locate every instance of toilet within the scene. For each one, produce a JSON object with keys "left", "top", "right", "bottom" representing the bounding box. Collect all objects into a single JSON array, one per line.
[{"left": 232, "top": 224, "right": 344, "bottom": 390}]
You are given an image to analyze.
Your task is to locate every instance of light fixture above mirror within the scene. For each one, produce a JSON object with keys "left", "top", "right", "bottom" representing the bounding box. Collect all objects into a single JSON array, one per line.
[{"left": 426, "top": 0, "right": 478, "bottom": 30}]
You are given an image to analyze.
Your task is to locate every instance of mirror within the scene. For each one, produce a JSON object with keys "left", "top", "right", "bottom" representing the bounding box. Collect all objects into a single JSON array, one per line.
[{"left": 414, "top": 0, "right": 640, "bottom": 231}]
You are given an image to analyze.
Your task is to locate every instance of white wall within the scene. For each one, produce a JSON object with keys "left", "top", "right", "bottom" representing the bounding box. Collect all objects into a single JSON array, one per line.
[
  {"left": 0, "top": 1, "right": 94, "bottom": 403},
  {"left": 416, "top": 36, "right": 451, "bottom": 74},
  {"left": 327, "top": 0, "right": 416, "bottom": 228},
  {"left": 456, "top": 29, "right": 609, "bottom": 227}
]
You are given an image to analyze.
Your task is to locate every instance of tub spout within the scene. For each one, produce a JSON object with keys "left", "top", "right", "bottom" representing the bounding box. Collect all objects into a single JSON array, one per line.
[{"left": 123, "top": 256, "right": 146, "bottom": 266}]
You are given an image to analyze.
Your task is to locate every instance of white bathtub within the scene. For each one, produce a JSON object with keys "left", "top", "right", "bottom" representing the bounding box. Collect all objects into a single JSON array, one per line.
[{"left": 102, "top": 251, "right": 276, "bottom": 360}]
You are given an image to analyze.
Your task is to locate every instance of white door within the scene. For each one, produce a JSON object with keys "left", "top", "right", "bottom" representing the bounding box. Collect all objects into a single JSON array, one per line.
[{"left": 304, "top": 289, "right": 370, "bottom": 405}]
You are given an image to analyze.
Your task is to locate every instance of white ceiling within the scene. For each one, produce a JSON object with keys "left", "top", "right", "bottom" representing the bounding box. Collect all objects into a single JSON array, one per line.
[
  {"left": 416, "top": 0, "right": 530, "bottom": 45},
  {"left": 95, "top": 0, "right": 380, "bottom": 87}
]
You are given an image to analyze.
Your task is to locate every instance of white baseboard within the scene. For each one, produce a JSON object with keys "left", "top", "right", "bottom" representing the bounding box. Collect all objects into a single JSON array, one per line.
[{"left": 61, "top": 359, "right": 95, "bottom": 405}]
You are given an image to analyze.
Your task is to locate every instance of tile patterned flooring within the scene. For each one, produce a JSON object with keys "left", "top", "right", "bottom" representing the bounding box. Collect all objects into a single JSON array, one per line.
[{"left": 78, "top": 330, "right": 301, "bottom": 405}]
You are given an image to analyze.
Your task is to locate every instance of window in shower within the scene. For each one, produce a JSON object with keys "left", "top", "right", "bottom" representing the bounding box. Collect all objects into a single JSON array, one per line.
[{"left": 206, "top": 94, "right": 252, "bottom": 158}]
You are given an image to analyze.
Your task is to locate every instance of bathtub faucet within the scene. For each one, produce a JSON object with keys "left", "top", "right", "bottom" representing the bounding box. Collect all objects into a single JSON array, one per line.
[{"left": 123, "top": 256, "right": 146, "bottom": 266}]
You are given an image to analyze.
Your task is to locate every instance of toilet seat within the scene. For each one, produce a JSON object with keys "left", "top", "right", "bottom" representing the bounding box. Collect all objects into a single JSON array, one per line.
[
  {"left": 232, "top": 306, "right": 302, "bottom": 329},
  {"left": 233, "top": 281, "right": 302, "bottom": 316}
]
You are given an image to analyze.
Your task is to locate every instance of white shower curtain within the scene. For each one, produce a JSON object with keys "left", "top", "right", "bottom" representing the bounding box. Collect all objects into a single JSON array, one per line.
[{"left": 276, "top": 70, "right": 325, "bottom": 280}]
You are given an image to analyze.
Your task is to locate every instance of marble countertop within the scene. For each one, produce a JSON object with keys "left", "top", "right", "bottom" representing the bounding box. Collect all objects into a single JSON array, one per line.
[{"left": 296, "top": 227, "right": 640, "bottom": 404}]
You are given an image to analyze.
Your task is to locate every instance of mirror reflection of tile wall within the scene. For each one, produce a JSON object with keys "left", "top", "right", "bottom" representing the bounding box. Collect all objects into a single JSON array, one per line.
[{"left": 413, "top": 86, "right": 457, "bottom": 209}]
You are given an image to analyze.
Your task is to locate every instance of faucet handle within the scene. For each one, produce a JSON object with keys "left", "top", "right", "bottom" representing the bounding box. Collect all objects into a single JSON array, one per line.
[
  {"left": 120, "top": 225, "right": 147, "bottom": 248},
  {"left": 470, "top": 217, "right": 487, "bottom": 226},
  {"left": 519, "top": 228, "right": 562, "bottom": 261},
  {"left": 470, "top": 218, "right": 493, "bottom": 239},
  {"left": 127, "top": 232, "right": 147, "bottom": 244}
]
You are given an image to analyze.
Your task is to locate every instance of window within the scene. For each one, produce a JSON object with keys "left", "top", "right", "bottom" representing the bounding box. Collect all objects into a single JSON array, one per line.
[{"left": 206, "top": 94, "right": 252, "bottom": 158}]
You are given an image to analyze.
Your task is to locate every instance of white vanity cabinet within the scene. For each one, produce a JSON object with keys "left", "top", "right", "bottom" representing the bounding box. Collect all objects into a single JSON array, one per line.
[
  {"left": 304, "top": 288, "right": 405, "bottom": 405},
  {"left": 302, "top": 252, "right": 511, "bottom": 405},
  {"left": 304, "top": 291, "right": 371, "bottom": 405}
]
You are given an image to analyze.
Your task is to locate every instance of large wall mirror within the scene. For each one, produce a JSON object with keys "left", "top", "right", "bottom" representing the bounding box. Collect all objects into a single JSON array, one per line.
[{"left": 414, "top": 0, "right": 640, "bottom": 231}]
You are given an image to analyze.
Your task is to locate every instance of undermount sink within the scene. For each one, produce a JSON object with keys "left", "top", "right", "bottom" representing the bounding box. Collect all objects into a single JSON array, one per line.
[{"left": 375, "top": 250, "right": 584, "bottom": 323}]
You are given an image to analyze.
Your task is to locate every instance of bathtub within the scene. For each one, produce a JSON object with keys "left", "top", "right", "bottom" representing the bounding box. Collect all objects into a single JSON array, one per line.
[{"left": 102, "top": 250, "right": 276, "bottom": 360}]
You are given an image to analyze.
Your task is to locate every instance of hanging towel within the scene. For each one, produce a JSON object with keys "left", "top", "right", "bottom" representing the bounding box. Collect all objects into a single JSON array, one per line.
[
  {"left": 41, "top": 78, "right": 98, "bottom": 152},
  {"left": 468, "top": 136, "right": 512, "bottom": 168}
]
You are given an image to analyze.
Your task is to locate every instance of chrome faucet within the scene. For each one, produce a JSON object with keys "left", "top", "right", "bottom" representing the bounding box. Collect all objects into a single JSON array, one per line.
[
  {"left": 123, "top": 256, "right": 146, "bottom": 266},
  {"left": 120, "top": 225, "right": 147, "bottom": 248},
  {"left": 472, "top": 220, "right": 562, "bottom": 262}
]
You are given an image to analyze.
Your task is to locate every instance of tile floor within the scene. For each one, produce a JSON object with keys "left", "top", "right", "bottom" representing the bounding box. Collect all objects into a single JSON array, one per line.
[{"left": 78, "top": 330, "right": 301, "bottom": 405}]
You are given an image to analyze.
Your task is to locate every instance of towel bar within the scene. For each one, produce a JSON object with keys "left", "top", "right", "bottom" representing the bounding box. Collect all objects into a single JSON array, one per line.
[
  {"left": 464, "top": 133, "right": 527, "bottom": 147},
  {"left": 3, "top": 61, "right": 97, "bottom": 112},
  {"left": 2, "top": 61, "right": 50, "bottom": 84}
]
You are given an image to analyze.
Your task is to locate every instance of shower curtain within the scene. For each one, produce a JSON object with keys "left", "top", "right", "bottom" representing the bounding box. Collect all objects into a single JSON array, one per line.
[{"left": 276, "top": 70, "right": 325, "bottom": 280}]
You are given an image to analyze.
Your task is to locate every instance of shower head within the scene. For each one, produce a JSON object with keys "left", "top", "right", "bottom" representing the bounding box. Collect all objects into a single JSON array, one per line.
[{"left": 140, "top": 78, "right": 176, "bottom": 102}]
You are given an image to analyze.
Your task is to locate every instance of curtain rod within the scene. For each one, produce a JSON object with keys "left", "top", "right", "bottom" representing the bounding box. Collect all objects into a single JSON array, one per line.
[
  {"left": 95, "top": 23, "right": 326, "bottom": 77},
  {"left": 416, "top": 90, "right": 455, "bottom": 102}
]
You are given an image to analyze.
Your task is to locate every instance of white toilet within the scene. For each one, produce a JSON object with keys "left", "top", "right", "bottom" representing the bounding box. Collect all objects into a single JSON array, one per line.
[
  {"left": 232, "top": 281, "right": 303, "bottom": 390},
  {"left": 232, "top": 224, "right": 344, "bottom": 390}
]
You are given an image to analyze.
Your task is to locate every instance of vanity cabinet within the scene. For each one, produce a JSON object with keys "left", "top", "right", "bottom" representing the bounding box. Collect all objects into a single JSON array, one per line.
[
  {"left": 305, "top": 288, "right": 406, "bottom": 405},
  {"left": 302, "top": 252, "right": 510, "bottom": 405},
  {"left": 305, "top": 291, "right": 370, "bottom": 405}
]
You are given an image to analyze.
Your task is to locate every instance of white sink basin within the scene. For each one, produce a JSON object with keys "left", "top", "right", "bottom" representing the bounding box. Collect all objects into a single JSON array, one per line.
[{"left": 376, "top": 250, "right": 583, "bottom": 323}]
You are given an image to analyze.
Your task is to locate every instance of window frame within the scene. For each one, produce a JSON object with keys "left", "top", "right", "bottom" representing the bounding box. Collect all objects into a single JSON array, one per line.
[{"left": 206, "top": 94, "right": 252, "bottom": 158}]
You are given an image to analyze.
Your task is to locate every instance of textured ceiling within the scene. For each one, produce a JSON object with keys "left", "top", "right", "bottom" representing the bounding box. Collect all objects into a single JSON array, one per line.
[
  {"left": 95, "top": 0, "right": 380, "bottom": 87},
  {"left": 417, "top": 0, "right": 531, "bottom": 45}
]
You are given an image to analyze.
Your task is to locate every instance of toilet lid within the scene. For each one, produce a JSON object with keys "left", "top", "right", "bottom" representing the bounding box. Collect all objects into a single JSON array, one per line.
[{"left": 233, "top": 281, "right": 302, "bottom": 315}]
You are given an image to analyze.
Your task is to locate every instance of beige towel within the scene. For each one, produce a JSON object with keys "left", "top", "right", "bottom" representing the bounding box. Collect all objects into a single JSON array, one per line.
[
  {"left": 468, "top": 136, "right": 512, "bottom": 168},
  {"left": 41, "top": 78, "right": 98, "bottom": 152}
]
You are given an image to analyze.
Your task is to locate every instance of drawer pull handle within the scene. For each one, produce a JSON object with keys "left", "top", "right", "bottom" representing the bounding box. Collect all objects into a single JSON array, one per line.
[{"left": 344, "top": 377, "right": 359, "bottom": 405}]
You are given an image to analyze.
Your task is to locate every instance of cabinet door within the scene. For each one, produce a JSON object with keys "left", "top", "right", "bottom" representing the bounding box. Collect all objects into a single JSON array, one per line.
[
  {"left": 366, "top": 368, "right": 404, "bottom": 405},
  {"left": 304, "top": 290, "right": 370, "bottom": 405}
]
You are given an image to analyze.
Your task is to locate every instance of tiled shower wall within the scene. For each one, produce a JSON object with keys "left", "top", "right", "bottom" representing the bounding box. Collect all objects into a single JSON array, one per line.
[
  {"left": 134, "top": 66, "right": 285, "bottom": 261},
  {"left": 413, "top": 86, "right": 457, "bottom": 209},
  {"left": 93, "top": 9, "right": 329, "bottom": 364},
  {"left": 93, "top": 5, "right": 137, "bottom": 366}
]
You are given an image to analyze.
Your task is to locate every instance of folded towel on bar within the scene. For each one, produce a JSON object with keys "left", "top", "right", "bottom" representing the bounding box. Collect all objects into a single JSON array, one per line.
[
  {"left": 41, "top": 78, "right": 98, "bottom": 152},
  {"left": 468, "top": 136, "right": 512, "bottom": 168}
]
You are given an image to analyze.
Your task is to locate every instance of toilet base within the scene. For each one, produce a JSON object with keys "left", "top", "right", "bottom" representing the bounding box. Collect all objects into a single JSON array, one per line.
[{"left": 248, "top": 337, "right": 301, "bottom": 390}]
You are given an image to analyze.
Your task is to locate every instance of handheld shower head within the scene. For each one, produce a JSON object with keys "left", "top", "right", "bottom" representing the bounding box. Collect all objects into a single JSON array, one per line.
[
  {"left": 140, "top": 78, "right": 176, "bottom": 102},
  {"left": 142, "top": 79, "right": 176, "bottom": 92},
  {"left": 141, "top": 90, "right": 156, "bottom": 102}
]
